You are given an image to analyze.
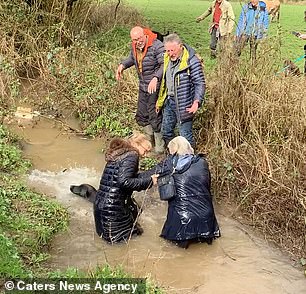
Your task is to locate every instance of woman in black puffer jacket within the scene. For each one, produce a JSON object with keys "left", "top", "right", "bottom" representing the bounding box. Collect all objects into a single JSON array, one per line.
[
  {"left": 154, "top": 136, "right": 220, "bottom": 249},
  {"left": 70, "top": 134, "right": 156, "bottom": 244},
  {"left": 93, "top": 134, "right": 156, "bottom": 244}
]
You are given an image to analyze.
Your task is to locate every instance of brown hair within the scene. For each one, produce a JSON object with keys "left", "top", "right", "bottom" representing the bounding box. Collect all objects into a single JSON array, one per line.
[{"left": 128, "top": 132, "right": 152, "bottom": 151}]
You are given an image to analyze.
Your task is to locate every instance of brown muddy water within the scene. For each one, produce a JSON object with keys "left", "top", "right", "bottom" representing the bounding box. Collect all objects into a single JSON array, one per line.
[{"left": 8, "top": 116, "right": 306, "bottom": 294}]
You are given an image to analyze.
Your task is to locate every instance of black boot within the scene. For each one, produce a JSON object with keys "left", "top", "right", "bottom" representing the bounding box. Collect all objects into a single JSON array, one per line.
[{"left": 210, "top": 49, "right": 217, "bottom": 59}]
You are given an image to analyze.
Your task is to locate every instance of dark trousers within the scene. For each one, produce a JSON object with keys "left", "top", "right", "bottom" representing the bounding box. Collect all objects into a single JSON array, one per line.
[
  {"left": 210, "top": 26, "right": 219, "bottom": 51},
  {"left": 135, "top": 87, "right": 162, "bottom": 132},
  {"left": 235, "top": 35, "right": 259, "bottom": 60}
]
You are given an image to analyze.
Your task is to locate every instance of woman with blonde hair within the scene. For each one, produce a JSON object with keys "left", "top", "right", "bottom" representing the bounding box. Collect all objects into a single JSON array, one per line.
[
  {"left": 154, "top": 136, "right": 220, "bottom": 248},
  {"left": 70, "top": 133, "right": 157, "bottom": 244}
]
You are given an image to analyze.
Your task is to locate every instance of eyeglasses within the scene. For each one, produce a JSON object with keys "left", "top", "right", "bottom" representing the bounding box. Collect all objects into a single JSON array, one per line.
[{"left": 132, "top": 36, "right": 143, "bottom": 43}]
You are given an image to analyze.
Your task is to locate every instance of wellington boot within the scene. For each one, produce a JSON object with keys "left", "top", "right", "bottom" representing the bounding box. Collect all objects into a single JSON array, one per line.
[
  {"left": 153, "top": 132, "right": 165, "bottom": 154},
  {"left": 143, "top": 125, "right": 154, "bottom": 144}
]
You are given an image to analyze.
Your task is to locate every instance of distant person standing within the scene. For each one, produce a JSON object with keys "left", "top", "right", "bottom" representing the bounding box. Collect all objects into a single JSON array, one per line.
[
  {"left": 116, "top": 26, "right": 165, "bottom": 154},
  {"left": 196, "top": 0, "right": 235, "bottom": 58},
  {"left": 156, "top": 34, "right": 205, "bottom": 148},
  {"left": 235, "top": 0, "right": 269, "bottom": 59}
]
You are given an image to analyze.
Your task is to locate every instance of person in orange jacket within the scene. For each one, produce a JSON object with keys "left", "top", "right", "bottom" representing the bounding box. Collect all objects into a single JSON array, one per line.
[{"left": 116, "top": 26, "right": 165, "bottom": 154}]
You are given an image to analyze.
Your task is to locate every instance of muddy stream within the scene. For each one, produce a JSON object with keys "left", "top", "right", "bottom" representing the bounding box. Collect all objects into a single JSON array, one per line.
[{"left": 9, "top": 117, "right": 306, "bottom": 294}]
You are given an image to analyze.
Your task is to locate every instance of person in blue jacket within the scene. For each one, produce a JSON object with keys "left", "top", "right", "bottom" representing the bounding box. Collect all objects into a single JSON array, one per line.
[
  {"left": 235, "top": 0, "right": 269, "bottom": 58},
  {"left": 153, "top": 136, "right": 221, "bottom": 249}
]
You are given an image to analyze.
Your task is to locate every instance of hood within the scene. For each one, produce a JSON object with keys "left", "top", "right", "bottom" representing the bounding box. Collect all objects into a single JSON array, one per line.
[
  {"left": 184, "top": 44, "right": 196, "bottom": 61},
  {"left": 105, "top": 138, "right": 139, "bottom": 162},
  {"left": 174, "top": 154, "right": 204, "bottom": 173},
  {"left": 175, "top": 154, "right": 194, "bottom": 172}
]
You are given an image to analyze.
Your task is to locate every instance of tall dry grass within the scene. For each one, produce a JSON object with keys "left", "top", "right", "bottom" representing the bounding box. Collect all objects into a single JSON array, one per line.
[
  {"left": 0, "top": 0, "right": 143, "bottom": 78},
  {"left": 197, "top": 40, "right": 306, "bottom": 258}
]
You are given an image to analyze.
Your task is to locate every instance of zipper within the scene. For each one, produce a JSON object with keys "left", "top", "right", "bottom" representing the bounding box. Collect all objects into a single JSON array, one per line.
[{"left": 173, "top": 64, "right": 191, "bottom": 124}]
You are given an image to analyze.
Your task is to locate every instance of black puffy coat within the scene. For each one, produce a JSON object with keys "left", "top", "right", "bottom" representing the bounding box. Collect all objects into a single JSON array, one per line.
[
  {"left": 94, "top": 143, "right": 152, "bottom": 243},
  {"left": 156, "top": 154, "right": 220, "bottom": 242}
]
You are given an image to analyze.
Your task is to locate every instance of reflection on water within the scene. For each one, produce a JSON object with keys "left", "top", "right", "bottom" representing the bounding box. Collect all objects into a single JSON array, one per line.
[{"left": 9, "top": 117, "right": 306, "bottom": 294}]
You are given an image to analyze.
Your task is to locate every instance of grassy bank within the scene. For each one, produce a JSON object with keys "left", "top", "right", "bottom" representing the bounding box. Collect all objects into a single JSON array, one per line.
[
  {"left": 0, "top": 125, "right": 69, "bottom": 278},
  {"left": 0, "top": 1, "right": 164, "bottom": 291}
]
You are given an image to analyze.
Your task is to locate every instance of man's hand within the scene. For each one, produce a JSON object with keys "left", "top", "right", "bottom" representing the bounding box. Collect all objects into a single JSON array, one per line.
[
  {"left": 186, "top": 100, "right": 199, "bottom": 114},
  {"left": 299, "top": 33, "right": 306, "bottom": 40},
  {"left": 148, "top": 77, "right": 158, "bottom": 94},
  {"left": 196, "top": 17, "right": 202, "bottom": 23},
  {"left": 116, "top": 64, "right": 124, "bottom": 80}
]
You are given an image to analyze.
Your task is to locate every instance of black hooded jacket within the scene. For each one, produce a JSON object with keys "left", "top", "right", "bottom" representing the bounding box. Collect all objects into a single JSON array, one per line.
[
  {"left": 94, "top": 139, "right": 152, "bottom": 243},
  {"left": 156, "top": 154, "right": 220, "bottom": 241}
]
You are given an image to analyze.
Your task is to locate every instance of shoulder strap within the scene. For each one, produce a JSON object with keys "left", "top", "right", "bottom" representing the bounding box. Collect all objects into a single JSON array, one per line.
[{"left": 171, "top": 155, "right": 179, "bottom": 174}]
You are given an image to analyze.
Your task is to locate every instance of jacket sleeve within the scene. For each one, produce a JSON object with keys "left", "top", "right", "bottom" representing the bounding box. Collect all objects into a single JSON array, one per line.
[
  {"left": 117, "top": 154, "right": 152, "bottom": 191},
  {"left": 227, "top": 3, "right": 235, "bottom": 34},
  {"left": 263, "top": 9, "right": 269, "bottom": 33},
  {"left": 197, "top": 4, "right": 213, "bottom": 21},
  {"left": 190, "top": 56, "right": 206, "bottom": 106},
  {"left": 236, "top": 5, "right": 247, "bottom": 37},
  {"left": 121, "top": 48, "right": 135, "bottom": 70},
  {"left": 153, "top": 40, "right": 165, "bottom": 81}
]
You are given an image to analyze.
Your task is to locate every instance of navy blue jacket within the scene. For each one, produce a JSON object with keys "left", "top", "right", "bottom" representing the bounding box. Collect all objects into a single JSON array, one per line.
[
  {"left": 156, "top": 154, "right": 220, "bottom": 241},
  {"left": 157, "top": 44, "right": 206, "bottom": 123}
]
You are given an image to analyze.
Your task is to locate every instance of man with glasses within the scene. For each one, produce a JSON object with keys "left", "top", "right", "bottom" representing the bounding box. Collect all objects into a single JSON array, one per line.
[{"left": 116, "top": 26, "right": 165, "bottom": 154}]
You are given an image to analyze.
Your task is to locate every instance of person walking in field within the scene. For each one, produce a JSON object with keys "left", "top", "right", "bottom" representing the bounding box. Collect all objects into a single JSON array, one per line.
[
  {"left": 196, "top": 0, "right": 235, "bottom": 58},
  {"left": 116, "top": 26, "right": 165, "bottom": 154},
  {"left": 235, "top": 0, "right": 269, "bottom": 59},
  {"left": 156, "top": 34, "right": 205, "bottom": 148}
]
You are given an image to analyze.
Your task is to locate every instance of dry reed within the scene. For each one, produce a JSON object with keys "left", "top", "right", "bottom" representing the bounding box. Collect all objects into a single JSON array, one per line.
[{"left": 196, "top": 39, "right": 306, "bottom": 258}]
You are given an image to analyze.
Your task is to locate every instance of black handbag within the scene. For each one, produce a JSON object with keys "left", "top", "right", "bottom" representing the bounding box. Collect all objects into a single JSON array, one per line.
[
  {"left": 157, "top": 156, "right": 178, "bottom": 201},
  {"left": 157, "top": 173, "right": 176, "bottom": 201}
]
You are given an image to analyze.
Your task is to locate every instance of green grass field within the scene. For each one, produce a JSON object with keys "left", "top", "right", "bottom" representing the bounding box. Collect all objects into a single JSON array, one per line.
[{"left": 126, "top": 0, "right": 306, "bottom": 71}]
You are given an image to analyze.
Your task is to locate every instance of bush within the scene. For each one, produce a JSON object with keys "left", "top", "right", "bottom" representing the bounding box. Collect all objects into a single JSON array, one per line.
[{"left": 196, "top": 40, "right": 306, "bottom": 258}]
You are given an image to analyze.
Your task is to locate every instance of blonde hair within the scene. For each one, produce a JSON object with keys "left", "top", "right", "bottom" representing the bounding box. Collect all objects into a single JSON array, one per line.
[
  {"left": 167, "top": 136, "right": 194, "bottom": 155},
  {"left": 128, "top": 132, "right": 152, "bottom": 151}
]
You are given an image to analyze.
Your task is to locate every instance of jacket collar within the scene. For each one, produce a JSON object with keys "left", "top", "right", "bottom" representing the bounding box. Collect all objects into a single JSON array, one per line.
[{"left": 163, "top": 45, "right": 190, "bottom": 75}]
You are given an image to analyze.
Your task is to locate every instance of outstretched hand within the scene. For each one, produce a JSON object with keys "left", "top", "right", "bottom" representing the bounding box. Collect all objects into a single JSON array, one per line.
[
  {"left": 116, "top": 64, "right": 124, "bottom": 80},
  {"left": 299, "top": 33, "right": 306, "bottom": 40}
]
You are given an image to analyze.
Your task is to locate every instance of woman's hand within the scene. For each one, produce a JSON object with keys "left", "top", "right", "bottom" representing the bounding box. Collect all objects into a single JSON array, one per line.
[{"left": 151, "top": 174, "right": 159, "bottom": 185}]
